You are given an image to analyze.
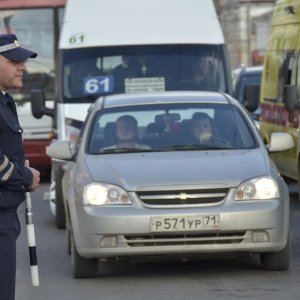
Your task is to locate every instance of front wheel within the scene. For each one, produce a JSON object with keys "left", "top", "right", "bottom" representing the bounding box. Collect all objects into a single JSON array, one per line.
[
  {"left": 66, "top": 214, "right": 71, "bottom": 255},
  {"left": 53, "top": 165, "right": 66, "bottom": 229},
  {"left": 70, "top": 232, "right": 98, "bottom": 278},
  {"left": 260, "top": 235, "right": 290, "bottom": 271}
]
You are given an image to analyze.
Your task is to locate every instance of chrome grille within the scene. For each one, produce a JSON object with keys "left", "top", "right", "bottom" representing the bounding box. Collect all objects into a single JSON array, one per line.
[
  {"left": 137, "top": 188, "right": 228, "bottom": 206},
  {"left": 124, "top": 232, "right": 246, "bottom": 247}
]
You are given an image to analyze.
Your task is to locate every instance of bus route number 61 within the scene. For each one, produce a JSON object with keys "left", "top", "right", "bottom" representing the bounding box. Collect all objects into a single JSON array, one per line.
[{"left": 83, "top": 76, "right": 114, "bottom": 95}]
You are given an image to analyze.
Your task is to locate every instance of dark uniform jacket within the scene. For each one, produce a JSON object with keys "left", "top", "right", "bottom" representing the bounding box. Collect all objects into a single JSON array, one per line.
[{"left": 0, "top": 92, "right": 32, "bottom": 212}]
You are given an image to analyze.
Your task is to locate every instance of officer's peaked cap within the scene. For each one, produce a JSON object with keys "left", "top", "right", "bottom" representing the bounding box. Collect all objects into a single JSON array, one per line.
[{"left": 0, "top": 34, "right": 37, "bottom": 62}]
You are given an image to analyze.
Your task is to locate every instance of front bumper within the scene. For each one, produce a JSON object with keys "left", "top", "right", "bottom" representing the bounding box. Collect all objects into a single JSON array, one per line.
[{"left": 70, "top": 196, "right": 289, "bottom": 259}]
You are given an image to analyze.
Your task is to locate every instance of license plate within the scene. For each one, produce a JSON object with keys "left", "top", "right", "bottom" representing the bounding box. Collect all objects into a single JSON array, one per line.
[{"left": 150, "top": 215, "right": 220, "bottom": 232}]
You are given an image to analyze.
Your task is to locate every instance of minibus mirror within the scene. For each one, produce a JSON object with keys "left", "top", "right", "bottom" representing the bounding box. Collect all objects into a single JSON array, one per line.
[
  {"left": 283, "top": 85, "right": 298, "bottom": 112},
  {"left": 243, "top": 85, "right": 260, "bottom": 112},
  {"left": 30, "top": 89, "right": 55, "bottom": 119}
]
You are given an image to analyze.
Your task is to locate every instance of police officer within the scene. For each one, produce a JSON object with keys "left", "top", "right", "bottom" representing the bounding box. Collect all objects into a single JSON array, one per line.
[{"left": 0, "top": 34, "right": 40, "bottom": 300}]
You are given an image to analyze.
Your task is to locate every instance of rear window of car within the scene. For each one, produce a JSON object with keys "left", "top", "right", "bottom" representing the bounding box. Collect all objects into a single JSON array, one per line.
[{"left": 87, "top": 102, "right": 258, "bottom": 154}]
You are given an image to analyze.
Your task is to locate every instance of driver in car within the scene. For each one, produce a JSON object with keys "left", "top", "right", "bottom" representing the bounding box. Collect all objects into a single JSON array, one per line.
[{"left": 191, "top": 112, "right": 214, "bottom": 144}]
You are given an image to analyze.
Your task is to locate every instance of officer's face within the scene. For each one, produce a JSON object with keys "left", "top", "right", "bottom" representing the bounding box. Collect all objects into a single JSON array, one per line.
[{"left": 0, "top": 55, "right": 26, "bottom": 91}]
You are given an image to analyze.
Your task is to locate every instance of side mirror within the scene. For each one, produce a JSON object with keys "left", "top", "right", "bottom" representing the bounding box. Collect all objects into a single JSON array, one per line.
[
  {"left": 283, "top": 85, "right": 298, "bottom": 112},
  {"left": 30, "top": 89, "right": 45, "bottom": 119},
  {"left": 30, "top": 89, "right": 55, "bottom": 119},
  {"left": 267, "top": 132, "right": 294, "bottom": 152},
  {"left": 46, "top": 141, "right": 73, "bottom": 160},
  {"left": 243, "top": 85, "right": 260, "bottom": 112}
]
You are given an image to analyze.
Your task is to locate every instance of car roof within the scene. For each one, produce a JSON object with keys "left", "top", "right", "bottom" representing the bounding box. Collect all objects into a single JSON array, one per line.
[
  {"left": 232, "top": 66, "right": 263, "bottom": 93},
  {"left": 238, "top": 65, "right": 263, "bottom": 75},
  {"left": 232, "top": 65, "right": 262, "bottom": 78},
  {"left": 91, "top": 91, "right": 232, "bottom": 110},
  {"left": 243, "top": 66, "right": 263, "bottom": 74}
]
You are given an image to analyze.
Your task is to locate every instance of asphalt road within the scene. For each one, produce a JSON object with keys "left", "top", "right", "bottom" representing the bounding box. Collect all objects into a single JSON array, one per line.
[{"left": 15, "top": 181, "right": 300, "bottom": 300}]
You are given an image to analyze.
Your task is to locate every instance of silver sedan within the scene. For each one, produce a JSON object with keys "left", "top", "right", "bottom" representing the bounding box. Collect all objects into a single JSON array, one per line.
[{"left": 48, "top": 91, "right": 294, "bottom": 278}]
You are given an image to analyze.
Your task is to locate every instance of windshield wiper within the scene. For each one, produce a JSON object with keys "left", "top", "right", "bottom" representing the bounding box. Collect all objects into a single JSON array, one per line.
[
  {"left": 157, "top": 144, "right": 233, "bottom": 151},
  {"left": 99, "top": 143, "right": 234, "bottom": 154},
  {"left": 99, "top": 147, "right": 154, "bottom": 154}
]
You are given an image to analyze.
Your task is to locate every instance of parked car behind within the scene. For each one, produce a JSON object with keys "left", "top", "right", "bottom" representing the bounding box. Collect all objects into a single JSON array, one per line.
[
  {"left": 232, "top": 66, "right": 262, "bottom": 128},
  {"left": 47, "top": 91, "right": 293, "bottom": 278}
]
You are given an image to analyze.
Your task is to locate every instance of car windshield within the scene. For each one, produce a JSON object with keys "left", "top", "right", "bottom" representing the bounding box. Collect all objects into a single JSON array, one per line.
[
  {"left": 62, "top": 44, "right": 229, "bottom": 102},
  {"left": 87, "top": 102, "right": 258, "bottom": 154}
]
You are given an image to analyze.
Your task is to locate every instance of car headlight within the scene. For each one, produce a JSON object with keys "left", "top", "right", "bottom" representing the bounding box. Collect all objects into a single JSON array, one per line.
[
  {"left": 83, "top": 183, "right": 132, "bottom": 205},
  {"left": 234, "top": 177, "right": 279, "bottom": 200}
]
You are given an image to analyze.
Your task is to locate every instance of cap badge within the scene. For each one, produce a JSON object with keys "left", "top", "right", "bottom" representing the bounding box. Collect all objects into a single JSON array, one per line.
[{"left": 14, "top": 40, "right": 20, "bottom": 47}]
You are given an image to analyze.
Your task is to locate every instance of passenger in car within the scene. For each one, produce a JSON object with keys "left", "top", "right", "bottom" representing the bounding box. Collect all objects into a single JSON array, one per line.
[
  {"left": 178, "top": 56, "right": 215, "bottom": 91},
  {"left": 191, "top": 112, "right": 214, "bottom": 144},
  {"left": 102, "top": 115, "right": 151, "bottom": 150}
]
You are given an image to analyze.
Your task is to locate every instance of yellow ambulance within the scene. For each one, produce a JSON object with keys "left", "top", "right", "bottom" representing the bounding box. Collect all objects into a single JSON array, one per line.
[{"left": 260, "top": 0, "right": 300, "bottom": 190}]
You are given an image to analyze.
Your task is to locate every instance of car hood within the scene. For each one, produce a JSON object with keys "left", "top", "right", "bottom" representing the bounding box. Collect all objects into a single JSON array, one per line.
[{"left": 85, "top": 150, "right": 268, "bottom": 190}]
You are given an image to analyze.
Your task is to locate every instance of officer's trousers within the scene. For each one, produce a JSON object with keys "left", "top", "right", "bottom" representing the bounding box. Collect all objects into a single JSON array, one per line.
[{"left": 0, "top": 213, "right": 21, "bottom": 300}]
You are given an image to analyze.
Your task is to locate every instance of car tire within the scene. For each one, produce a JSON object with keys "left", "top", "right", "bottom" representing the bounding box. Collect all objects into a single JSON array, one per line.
[
  {"left": 70, "top": 231, "right": 98, "bottom": 278},
  {"left": 66, "top": 219, "right": 71, "bottom": 255},
  {"left": 54, "top": 166, "right": 66, "bottom": 229},
  {"left": 260, "top": 234, "right": 290, "bottom": 271}
]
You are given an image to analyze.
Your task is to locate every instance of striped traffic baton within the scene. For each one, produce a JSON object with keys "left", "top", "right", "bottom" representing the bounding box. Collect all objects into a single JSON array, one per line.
[{"left": 25, "top": 191, "right": 39, "bottom": 286}]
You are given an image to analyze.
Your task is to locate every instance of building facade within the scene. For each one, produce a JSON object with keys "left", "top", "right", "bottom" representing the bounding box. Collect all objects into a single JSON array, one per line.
[{"left": 214, "top": 0, "right": 275, "bottom": 69}]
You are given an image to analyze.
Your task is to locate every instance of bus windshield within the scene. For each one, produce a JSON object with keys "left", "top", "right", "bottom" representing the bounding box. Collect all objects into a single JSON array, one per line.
[
  {"left": 0, "top": 7, "right": 64, "bottom": 103},
  {"left": 62, "top": 44, "right": 230, "bottom": 103}
]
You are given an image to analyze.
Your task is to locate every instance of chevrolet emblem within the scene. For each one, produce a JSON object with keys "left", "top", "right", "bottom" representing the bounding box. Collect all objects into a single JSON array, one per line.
[{"left": 176, "top": 193, "right": 191, "bottom": 200}]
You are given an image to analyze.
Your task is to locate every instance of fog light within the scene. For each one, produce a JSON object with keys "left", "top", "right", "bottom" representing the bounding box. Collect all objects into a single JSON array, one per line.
[
  {"left": 253, "top": 232, "right": 269, "bottom": 243},
  {"left": 100, "top": 236, "right": 117, "bottom": 248}
]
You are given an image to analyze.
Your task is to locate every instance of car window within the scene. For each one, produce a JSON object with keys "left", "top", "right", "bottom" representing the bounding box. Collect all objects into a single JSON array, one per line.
[
  {"left": 87, "top": 103, "right": 258, "bottom": 154},
  {"left": 235, "top": 72, "right": 262, "bottom": 103}
]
